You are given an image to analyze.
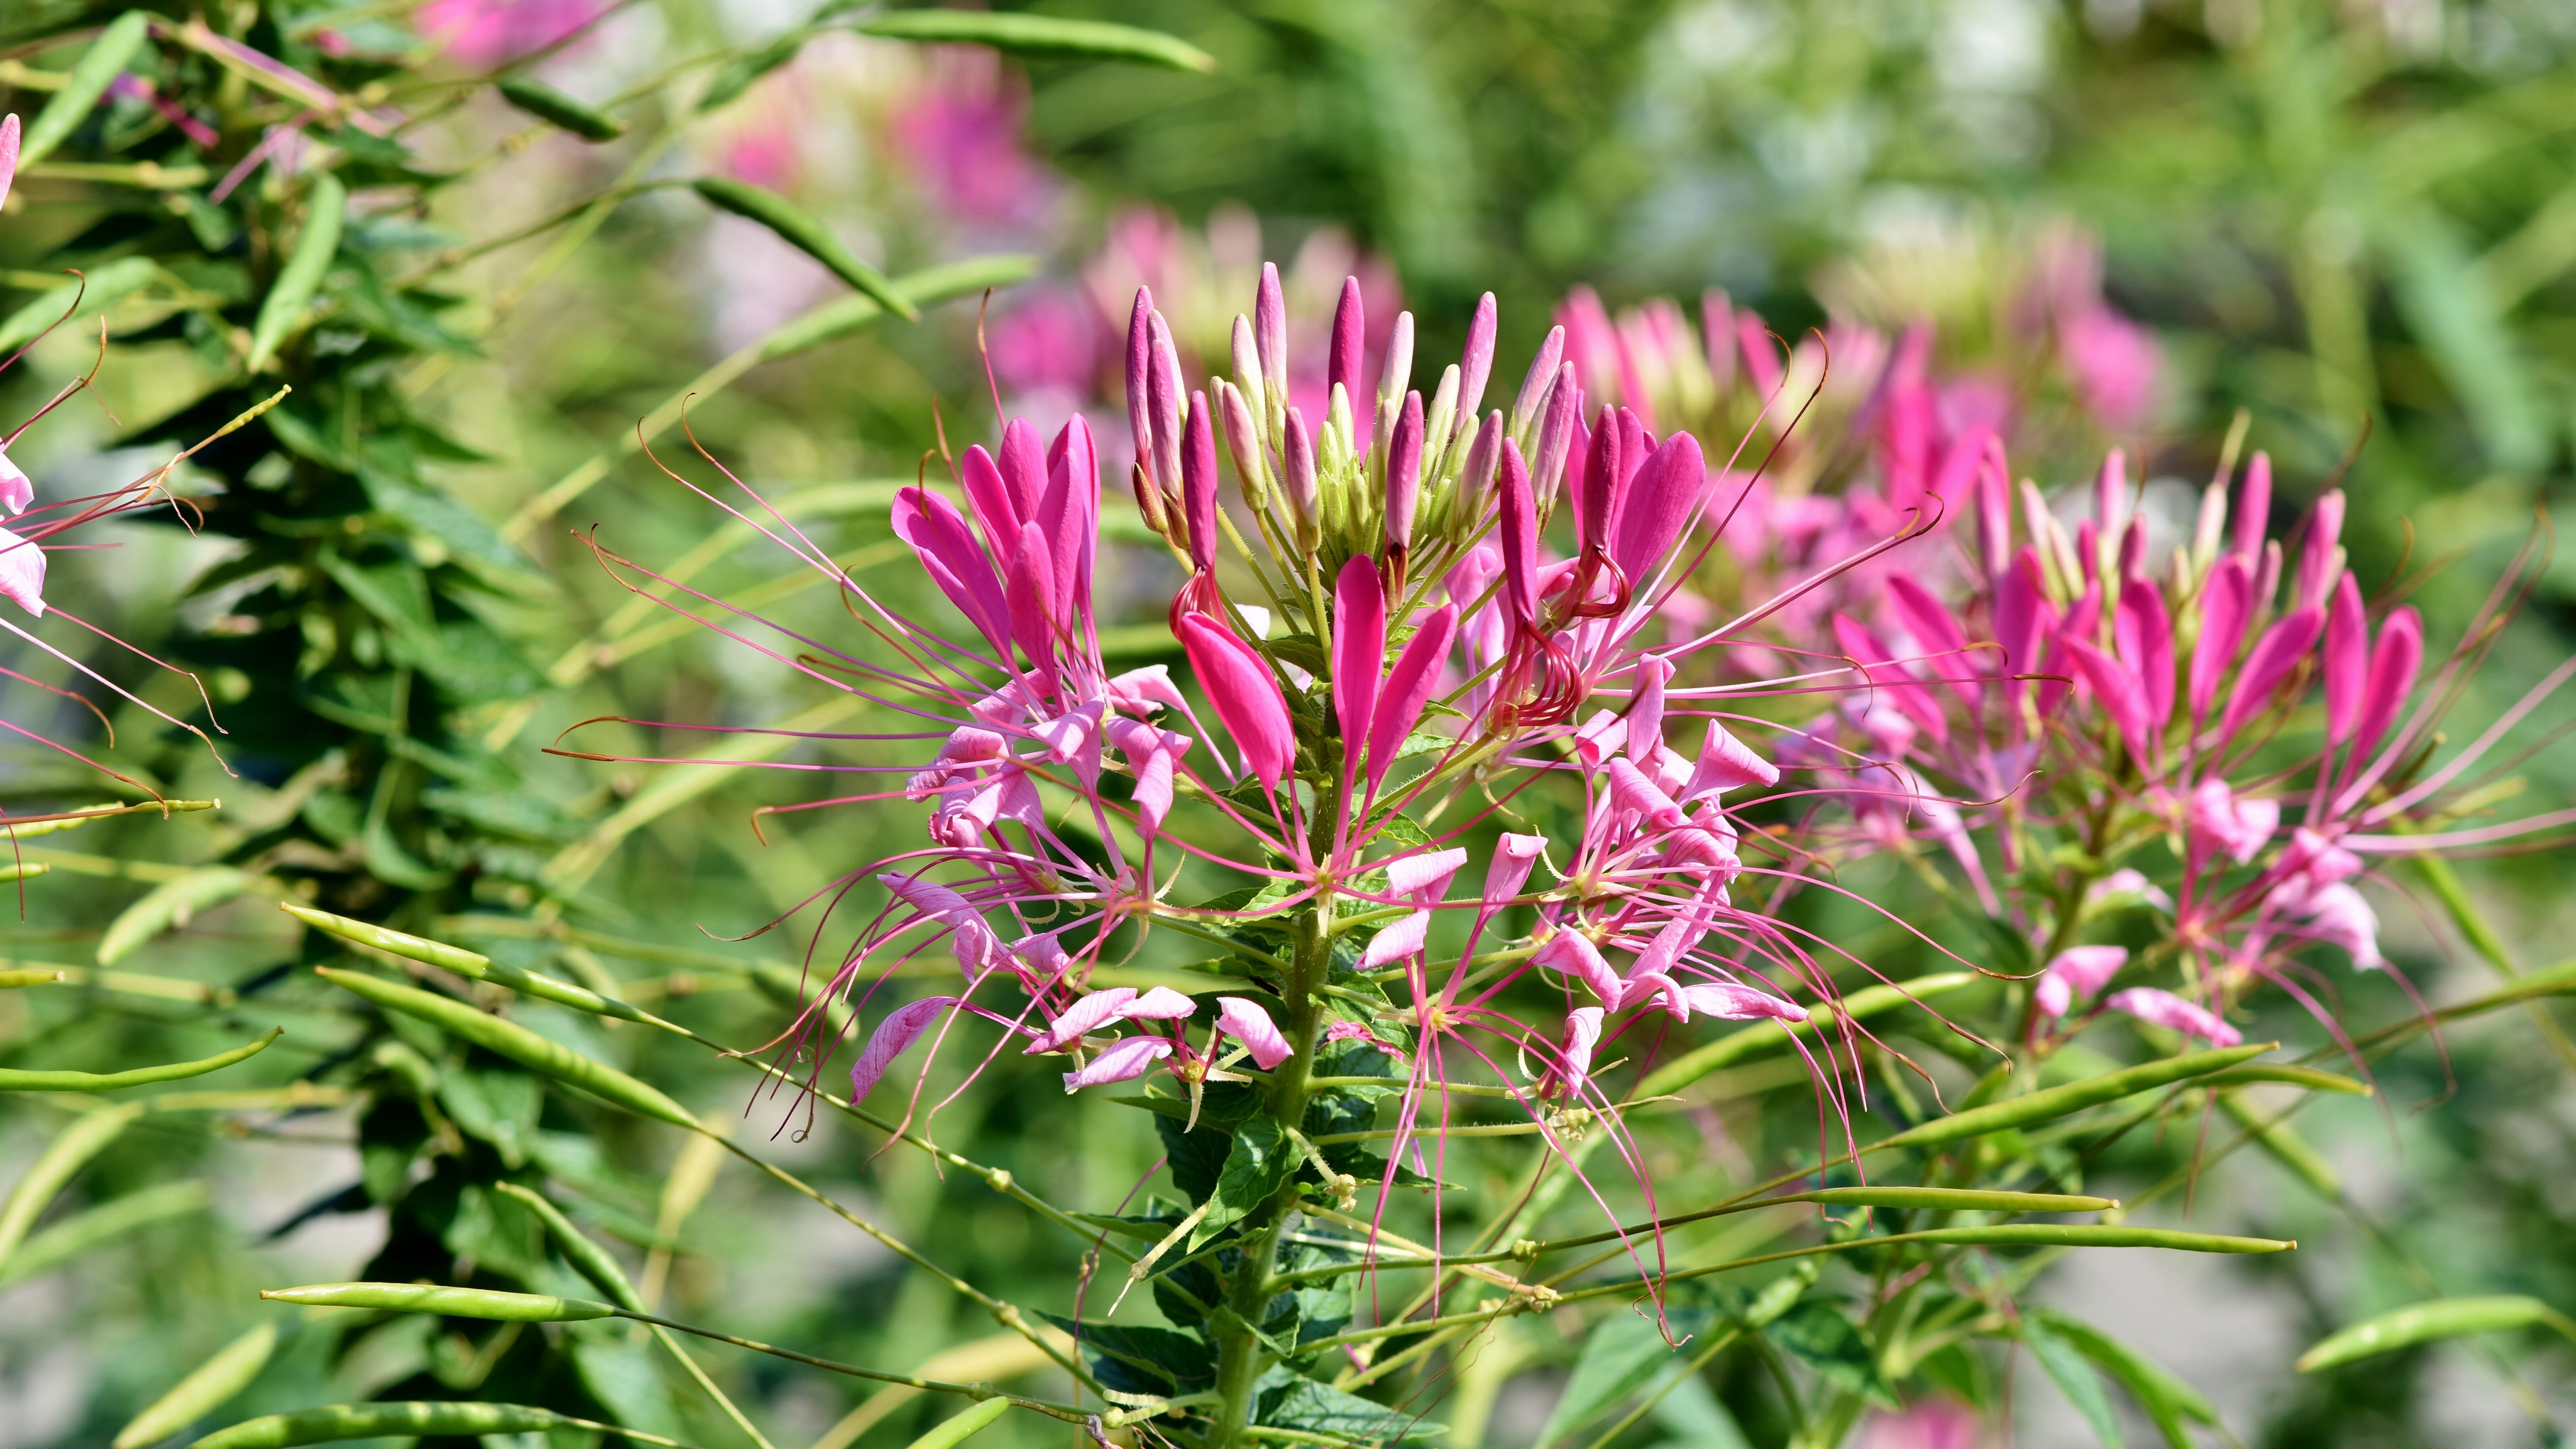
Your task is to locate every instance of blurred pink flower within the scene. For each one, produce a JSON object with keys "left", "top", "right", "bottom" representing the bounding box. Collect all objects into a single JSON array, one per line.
[
  {"left": 2061, "top": 306, "right": 2159, "bottom": 431},
  {"left": 890, "top": 47, "right": 1051, "bottom": 227},
  {"left": 1862, "top": 1399, "right": 1982, "bottom": 1449},
  {"left": 988, "top": 285, "right": 1104, "bottom": 396},
  {"left": 415, "top": 0, "right": 604, "bottom": 69}
]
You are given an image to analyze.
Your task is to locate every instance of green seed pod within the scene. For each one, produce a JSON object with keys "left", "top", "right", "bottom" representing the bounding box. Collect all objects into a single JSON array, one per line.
[
  {"left": 314, "top": 967, "right": 695, "bottom": 1127},
  {"left": 18, "top": 10, "right": 152, "bottom": 166},
  {"left": 2298, "top": 1295, "right": 2576, "bottom": 1373},
  {"left": 187, "top": 1402, "right": 568, "bottom": 1449},
  {"left": 98, "top": 867, "right": 253, "bottom": 966},
  {"left": 0, "top": 1026, "right": 280, "bottom": 1093},
  {"left": 1874, "top": 1042, "right": 2273, "bottom": 1152},
  {"left": 491, "top": 1182, "right": 644, "bottom": 1311},
  {"left": 258, "top": 1281, "right": 619, "bottom": 1321},
  {"left": 898, "top": 1397, "right": 1012, "bottom": 1449},
  {"left": 1638, "top": 971, "right": 1980, "bottom": 1098},
  {"left": 1780, "top": 1187, "right": 2117, "bottom": 1214},
  {"left": 246, "top": 175, "right": 347, "bottom": 372},
  {"left": 691, "top": 178, "right": 916, "bottom": 321},
  {"left": 1899, "top": 1224, "right": 2292, "bottom": 1252},
  {"left": 2200, "top": 1063, "right": 2370, "bottom": 1095},
  {"left": 496, "top": 75, "right": 627, "bottom": 141},
  {"left": 696, "top": 28, "right": 811, "bottom": 113},
  {"left": 0, "top": 1104, "right": 142, "bottom": 1273},
  {"left": 0, "top": 969, "right": 63, "bottom": 989},
  {"left": 282, "top": 904, "right": 654, "bottom": 1024},
  {"left": 114, "top": 1323, "right": 277, "bottom": 1449},
  {"left": 856, "top": 11, "right": 1216, "bottom": 74}
]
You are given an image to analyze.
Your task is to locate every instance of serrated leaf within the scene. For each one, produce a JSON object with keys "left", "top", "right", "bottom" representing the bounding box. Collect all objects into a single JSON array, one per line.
[
  {"left": 2022, "top": 1316, "right": 2123, "bottom": 1448},
  {"left": 1254, "top": 1365, "right": 1440, "bottom": 1441},
  {"left": 1197, "top": 1114, "right": 1295, "bottom": 1245},
  {"left": 1038, "top": 1315, "right": 1216, "bottom": 1393}
]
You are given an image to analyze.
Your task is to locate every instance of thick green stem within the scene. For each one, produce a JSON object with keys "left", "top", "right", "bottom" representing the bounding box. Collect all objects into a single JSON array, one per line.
[{"left": 1208, "top": 867, "right": 1334, "bottom": 1449}]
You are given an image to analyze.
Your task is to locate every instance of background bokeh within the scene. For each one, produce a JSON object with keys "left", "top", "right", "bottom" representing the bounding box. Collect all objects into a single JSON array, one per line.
[{"left": 1, "top": 2, "right": 2573, "bottom": 1446}]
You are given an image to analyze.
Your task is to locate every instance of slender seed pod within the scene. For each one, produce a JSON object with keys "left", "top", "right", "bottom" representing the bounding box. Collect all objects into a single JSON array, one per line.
[
  {"left": 313, "top": 968, "right": 696, "bottom": 1126},
  {"left": 257, "top": 1281, "right": 619, "bottom": 1321}
]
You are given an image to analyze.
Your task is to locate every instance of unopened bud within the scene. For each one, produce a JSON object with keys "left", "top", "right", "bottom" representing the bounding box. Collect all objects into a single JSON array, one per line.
[
  {"left": 1256, "top": 262, "right": 1287, "bottom": 398},
  {"left": 1459, "top": 292, "right": 1497, "bottom": 425},
  {"left": 1512, "top": 325, "right": 1566, "bottom": 443},
  {"left": 1532, "top": 362, "right": 1580, "bottom": 510},
  {"left": 1422, "top": 363, "right": 1460, "bottom": 481},
  {"left": 1218, "top": 380, "right": 1265, "bottom": 507},
  {"left": 1230, "top": 313, "right": 1265, "bottom": 426},
  {"left": 1283, "top": 406, "right": 1319, "bottom": 547},
  {"left": 1182, "top": 391, "right": 1219, "bottom": 574},
  {"left": 1147, "top": 311, "right": 1184, "bottom": 510},
  {"left": 1328, "top": 277, "right": 1364, "bottom": 415},
  {"left": 1455, "top": 410, "right": 1503, "bottom": 526},
  {"left": 1387, "top": 390, "right": 1424, "bottom": 556},
  {"left": 1125, "top": 289, "right": 1155, "bottom": 491},
  {"left": 1375, "top": 311, "right": 1414, "bottom": 467}
]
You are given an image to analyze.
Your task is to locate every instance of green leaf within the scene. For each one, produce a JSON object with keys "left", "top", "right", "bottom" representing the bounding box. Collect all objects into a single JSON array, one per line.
[
  {"left": 18, "top": 10, "right": 151, "bottom": 165},
  {"left": 0, "top": 1179, "right": 208, "bottom": 1287},
  {"left": 2031, "top": 1309, "right": 2216, "bottom": 1449},
  {"left": 247, "top": 174, "right": 347, "bottom": 372},
  {"left": 2023, "top": 1316, "right": 2123, "bottom": 1447},
  {"left": 1536, "top": 1307, "right": 1716, "bottom": 1448},
  {"left": 858, "top": 11, "right": 1216, "bottom": 72},
  {"left": 2298, "top": 1296, "right": 2576, "bottom": 1373},
  {"left": 1254, "top": 1364, "right": 1442, "bottom": 1440},
  {"left": 1197, "top": 1113, "right": 1295, "bottom": 1245},
  {"left": 693, "top": 178, "right": 915, "bottom": 320},
  {"left": 1037, "top": 1315, "right": 1216, "bottom": 1393},
  {"left": 2383, "top": 208, "right": 2548, "bottom": 472},
  {"left": 496, "top": 74, "right": 627, "bottom": 140},
  {"left": 436, "top": 1066, "right": 541, "bottom": 1167},
  {"left": 1872, "top": 1043, "right": 2273, "bottom": 1152},
  {"left": 902, "top": 1398, "right": 1010, "bottom": 1449},
  {"left": 1767, "top": 1300, "right": 1895, "bottom": 1408},
  {"left": 97, "top": 867, "right": 252, "bottom": 965},
  {"left": 114, "top": 1323, "right": 277, "bottom": 1449}
]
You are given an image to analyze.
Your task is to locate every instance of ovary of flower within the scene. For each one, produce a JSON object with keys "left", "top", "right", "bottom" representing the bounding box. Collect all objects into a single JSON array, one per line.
[
  {"left": 2034, "top": 945, "right": 2129, "bottom": 1019},
  {"left": 2106, "top": 987, "right": 2242, "bottom": 1046},
  {"left": 2187, "top": 779, "right": 2277, "bottom": 866},
  {"left": 0, "top": 527, "right": 45, "bottom": 616}
]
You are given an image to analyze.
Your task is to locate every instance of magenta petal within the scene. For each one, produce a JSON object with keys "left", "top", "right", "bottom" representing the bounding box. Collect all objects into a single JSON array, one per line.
[
  {"left": 2353, "top": 605, "right": 2421, "bottom": 765},
  {"left": 1605, "top": 757, "right": 1687, "bottom": 829},
  {"left": 1482, "top": 833, "right": 1548, "bottom": 910},
  {"left": 0, "top": 115, "right": 17, "bottom": 217},
  {"left": 1557, "top": 1006, "right": 1605, "bottom": 1095},
  {"left": 2189, "top": 554, "right": 2252, "bottom": 726},
  {"left": 2064, "top": 636, "right": 2149, "bottom": 760},
  {"left": 892, "top": 486, "right": 1009, "bottom": 656},
  {"left": 2233, "top": 451, "right": 2271, "bottom": 561},
  {"left": 1677, "top": 981, "right": 1804, "bottom": 1023},
  {"left": 1386, "top": 389, "right": 1424, "bottom": 551},
  {"left": 850, "top": 996, "right": 960, "bottom": 1103},
  {"left": 1182, "top": 391, "right": 1220, "bottom": 574},
  {"left": 1174, "top": 612, "right": 1294, "bottom": 790},
  {"left": 1006, "top": 521, "right": 1059, "bottom": 697},
  {"left": 2323, "top": 572, "right": 2367, "bottom": 745},
  {"left": 1125, "top": 289, "right": 1155, "bottom": 486},
  {"left": 1366, "top": 605, "right": 1457, "bottom": 794},
  {"left": 1535, "top": 930, "right": 1621, "bottom": 1004},
  {"left": 1063, "top": 1035, "right": 1173, "bottom": 1091},
  {"left": 1497, "top": 441, "right": 1540, "bottom": 625},
  {"left": 1887, "top": 574, "right": 1979, "bottom": 707},
  {"left": 1333, "top": 555, "right": 1387, "bottom": 781},
  {"left": 1216, "top": 997, "right": 1293, "bottom": 1069},
  {"left": 1608, "top": 430, "right": 1705, "bottom": 588},
  {"left": 2219, "top": 606, "right": 2324, "bottom": 745},
  {"left": 1329, "top": 276, "right": 1364, "bottom": 406}
]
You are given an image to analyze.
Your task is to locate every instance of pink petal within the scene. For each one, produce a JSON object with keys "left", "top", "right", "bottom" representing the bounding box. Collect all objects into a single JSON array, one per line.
[
  {"left": 0, "top": 449, "right": 30, "bottom": 516},
  {"left": 0, "top": 114, "right": 16, "bottom": 217},
  {"left": 1682, "top": 718, "right": 1778, "bottom": 797},
  {"left": 1625, "top": 655, "right": 1674, "bottom": 760},
  {"left": 2353, "top": 606, "right": 2421, "bottom": 765},
  {"left": 878, "top": 872, "right": 1008, "bottom": 979},
  {"left": 1005, "top": 521, "right": 1059, "bottom": 697},
  {"left": 0, "top": 527, "right": 44, "bottom": 617},
  {"left": 1173, "top": 612, "right": 1294, "bottom": 790},
  {"left": 850, "top": 996, "right": 960, "bottom": 1103},
  {"left": 1329, "top": 277, "right": 1364, "bottom": 412},
  {"left": 1536, "top": 929, "right": 1622, "bottom": 1004},
  {"left": 1483, "top": 833, "right": 1548, "bottom": 910},
  {"left": 2189, "top": 555, "right": 2252, "bottom": 727},
  {"left": 1886, "top": 574, "right": 1980, "bottom": 708},
  {"left": 2295, "top": 490, "right": 2345, "bottom": 610},
  {"left": 1181, "top": 391, "right": 1220, "bottom": 574},
  {"left": 1605, "top": 757, "right": 1687, "bottom": 830},
  {"left": 2115, "top": 578, "right": 2174, "bottom": 729},
  {"left": 1386, "top": 390, "right": 1424, "bottom": 549},
  {"left": 1063, "top": 1034, "right": 1173, "bottom": 1091},
  {"left": 1356, "top": 910, "right": 1430, "bottom": 971},
  {"left": 2106, "top": 988, "right": 2241, "bottom": 1046},
  {"left": 2233, "top": 451, "right": 2272, "bottom": 561},
  {"left": 1121, "top": 986, "right": 1199, "bottom": 1020},
  {"left": 1677, "top": 981, "right": 1805, "bottom": 1023},
  {"left": 1835, "top": 613, "right": 1947, "bottom": 744},
  {"left": 1385, "top": 847, "right": 1468, "bottom": 900},
  {"left": 1216, "top": 997, "right": 1292, "bottom": 1069},
  {"left": 1333, "top": 555, "right": 1387, "bottom": 779},
  {"left": 1609, "top": 430, "right": 1706, "bottom": 587},
  {"left": 2062, "top": 636, "right": 2149, "bottom": 761},
  {"left": 1025, "top": 987, "right": 1139, "bottom": 1055},
  {"left": 2219, "top": 606, "right": 2324, "bottom": 745},
  {"left": 1365, "top": 604, "right": 1457, "bottom": 793},
  {"left": 1124, "top": 290, "right": 1155, "bottom": 487},
  {"left": 1497, "top": 441, "right": 1540, "bottom": 625},
  {"left": 2044, "top": 944, "right": 2129, "bottom": 1000},
  {"left": 1557, "top": 1006, "right": 1605, "bottom": 1095},
  {"left": 2322, "top": 572, "right": 2367, "bottom": 746},
  {"left": 892, "top": 486, "right": 1008, "bottom": 656}
]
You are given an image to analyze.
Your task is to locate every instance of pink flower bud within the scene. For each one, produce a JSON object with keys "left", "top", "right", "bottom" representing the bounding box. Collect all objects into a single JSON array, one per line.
[
  {"left": 1605, "top": 757, "right": 1687, "bottom": 830},
  {"left": 1181, "top": 390, "right": 1220, "bottom": 574},
  {"left": 1173, "top": 612, "right": 1294, "bottom": 790},
  {"left": 1219, "top": 380, "right": 1263, "bottom": 502},
  {"left": 2034, "top": 945, "right": 2128, "bottom": 1018},
  {"left": 1498, "top": 440, "right": 1540, "bottom": 626},
  {"left": 2114, "top": 576, "right": 2174, "bottom": 729},
  {"left": 1230, "top": 313, "right": 1263, "bottom": 417},
  {"left": 849, "top": 996, "right": 959, "bottom": 1103},
  {"left": 892, "top": 486, "right": 1009, "bottom": 657},
  {"left": 1511, "top": 325, "right": 1565, "bottom": 438},
  {"left": 1887, "top": 575, "right": 1979, "bottom": 708},
  {"left": 1386, "top": 389, "right": 1424, "bottom": 553},
  {"left": 879, "top": 872, "right": 1009, "bottom": 979},
  {"left": 1375, "top": 311, "right": 1414, "bottom": 460},
  {"left": 1256, "top": 262, "right": 1287, "bottom": 395},
  {"left": 1125, "top": 288, "right": 1154, "bottom": 486},
  {"left": 1329, "top": 276, "right": 1364, "bottom": 416},
  {"left": 1531, "top": 363, "right": 1581, "bottom": 508},
  {"left": 2234, "top": 451, "right": 2271, "bottom": 560},
  {"left": 2063, "top": 636, "right": 2149, "bottom": 761},
  {"left": 2295, "top": 490, "right": 2345, "bottom": 610},
  {"left": 1005, "top": 521, "right": 1060, "bottom": 698},
  {"left": 1282, "top": 405, "right": 1319, "bottom": 535},
  {"left": 2107, "top": 988, "right": 2241, "bottom": 1045},
  {"left": 1216, "top": 997, "right": 1292, "bottom": 1069},
  {"left": 1147, "top": 311, "right": 1185, "bottom": 503},
  {"left": 1456, "top": 410, "right": 1503, "bottom": 525},
  {"left": 1458, "top": 291, "right": 1497, "bottom": 425}
]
